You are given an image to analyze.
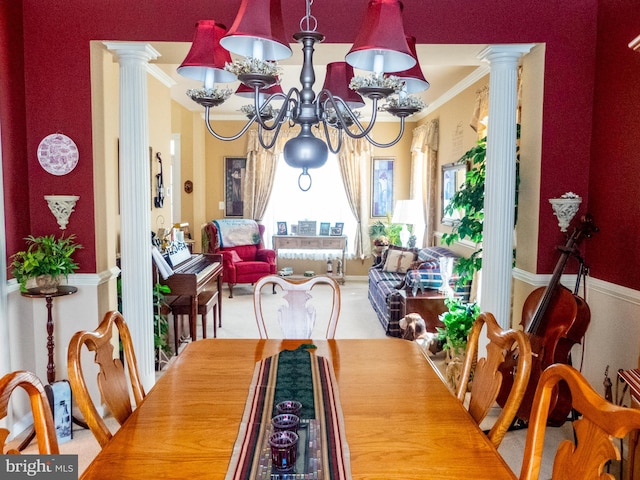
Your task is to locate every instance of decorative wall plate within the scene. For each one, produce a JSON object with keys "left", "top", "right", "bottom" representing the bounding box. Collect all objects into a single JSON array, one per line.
[{"left": 37, "top": 133, "right": 79, "bottom": 175}]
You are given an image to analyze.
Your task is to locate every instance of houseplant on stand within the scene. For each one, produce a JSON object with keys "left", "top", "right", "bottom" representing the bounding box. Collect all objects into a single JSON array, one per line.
[{"left": 11, "top": 234, "right": 82, "bottom": 293}]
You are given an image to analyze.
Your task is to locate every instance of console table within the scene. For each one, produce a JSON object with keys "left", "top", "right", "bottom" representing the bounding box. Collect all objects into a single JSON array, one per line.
[{"left": 272, "top": 235, "right": 347, "bottom": 284}]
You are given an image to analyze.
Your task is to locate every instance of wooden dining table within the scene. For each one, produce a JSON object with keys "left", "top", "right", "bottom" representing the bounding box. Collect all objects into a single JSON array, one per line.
[{"left": 80, "top": 339, "right": 517, "bottom": 479}]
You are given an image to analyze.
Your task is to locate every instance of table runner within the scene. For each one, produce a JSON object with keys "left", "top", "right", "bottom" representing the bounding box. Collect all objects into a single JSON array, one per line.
[{"left": 226, "top": 345, "right": 351, "bottom": 479}]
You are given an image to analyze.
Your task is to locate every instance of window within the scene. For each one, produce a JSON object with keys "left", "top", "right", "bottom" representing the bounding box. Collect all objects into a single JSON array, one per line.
[{"left": 262, "top": 153, "right": 356, "bottom": 259}]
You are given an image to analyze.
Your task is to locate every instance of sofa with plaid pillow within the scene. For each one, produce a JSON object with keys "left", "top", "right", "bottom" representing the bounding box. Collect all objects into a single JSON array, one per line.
[{"left": 367, "top": 245, "right": 471, "bottom": 337}]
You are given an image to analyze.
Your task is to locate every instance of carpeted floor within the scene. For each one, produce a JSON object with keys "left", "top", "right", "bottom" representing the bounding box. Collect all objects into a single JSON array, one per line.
[{"left": 11, "top": 278, "right": 606, "bottom": 478}]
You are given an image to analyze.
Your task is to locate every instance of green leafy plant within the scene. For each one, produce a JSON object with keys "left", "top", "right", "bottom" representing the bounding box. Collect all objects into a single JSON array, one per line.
[
  {"left": 153, "top": 283, "right": 172, "bottom": 356},
  {"left": 368, "top": 220, "right": 403, "bottom": 247},
  {"left": 436, "top": 297, "right": 480, "bottom": 355},
  {"left": 116, "top": 278, "right": 172, "bottom": 367},
  {"left": 441, "top": 126, "right": 520, "bottom": 284},
  {"left": 11, "top": 234, "right": 82, "bottom": 292}
]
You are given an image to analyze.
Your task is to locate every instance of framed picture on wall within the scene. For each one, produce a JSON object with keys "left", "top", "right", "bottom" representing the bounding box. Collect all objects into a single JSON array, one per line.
[
  {"left": 441, "top": 161, "right": 468, "bottom": 225},
  {"left": 371, "top": 158, "right": 394, "bottom": 217},
  {"left": 224, "top": 157, "right": 246, "bottom": 217}
]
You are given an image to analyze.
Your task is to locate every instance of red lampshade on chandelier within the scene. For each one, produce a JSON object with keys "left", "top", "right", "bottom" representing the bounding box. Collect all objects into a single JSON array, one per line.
[
  {"left": 220, "top": 0, "right": 292, "bottom": 61},
  {"left": 391, "top": 36, "right": 430, "bottom": 94},
  {"left": 345, "top": 0, "right": 415, "bottom": 73},
  {"left": 178, "top": 0, "right": 424, "bottom": 191},
  {"left": 322, "top": 62, "right": 365, "bottom": 109},
  {"left": 177, "top": 20, "right": 236, "bottom": 86}
]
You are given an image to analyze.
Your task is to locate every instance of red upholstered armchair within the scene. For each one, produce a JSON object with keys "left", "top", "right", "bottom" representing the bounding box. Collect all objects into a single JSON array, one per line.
[{"left": 203, "top": 220, "right": 276, "bottom": 298}]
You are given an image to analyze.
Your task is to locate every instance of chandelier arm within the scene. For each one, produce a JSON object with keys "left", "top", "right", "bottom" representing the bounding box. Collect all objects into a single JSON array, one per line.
[
  {"left": 321, "top": 121, "right": 343, "bottom": 154},
  {"left": 339, "top": 99, "right": 382, "bottom": 139},
  {"left": 204, "top": 107, "right": 256, "bottom": 141},
  {"left": 257, "top": 121, "right": 286, "bottom": 150},
  {"left": 252, "top": 92, "right": 285, "bottom": 131},
  {"left": 364, "top": 117, "right": 407, "bottom": 148},
  {"left": 254, "top": 89, "right": 299, "bottom": 131}
]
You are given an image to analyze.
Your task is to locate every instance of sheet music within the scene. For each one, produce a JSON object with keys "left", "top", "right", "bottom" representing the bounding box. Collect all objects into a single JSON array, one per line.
[{"left": 152, "top": 246, "right": 174, "bottom": 280}]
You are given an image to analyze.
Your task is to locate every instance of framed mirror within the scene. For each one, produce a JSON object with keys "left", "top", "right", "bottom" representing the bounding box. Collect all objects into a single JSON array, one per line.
[{"left": 441, "top": 162, "right": 468, "bottom": 225}]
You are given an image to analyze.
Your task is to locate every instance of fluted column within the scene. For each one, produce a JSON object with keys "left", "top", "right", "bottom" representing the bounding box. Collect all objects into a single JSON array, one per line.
[
  {"left": 478, "top": 44, "right": 533, "bottom": 328},
  {"left": 104, "top": 42, "right": 159, "bottom": 391}
]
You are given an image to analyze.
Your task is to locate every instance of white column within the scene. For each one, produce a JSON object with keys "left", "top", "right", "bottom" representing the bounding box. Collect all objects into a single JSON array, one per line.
[
  {"left": 478, "top": 44, "right": 533, "bottom": 328},
  {"left": 104, "top": 42, "right": 159, "bottom": 391}
]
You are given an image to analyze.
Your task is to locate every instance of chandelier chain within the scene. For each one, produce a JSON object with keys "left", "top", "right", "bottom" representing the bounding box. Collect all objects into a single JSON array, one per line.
[{"left": 300, "top": 0, "right": 318, "bottom": 33}]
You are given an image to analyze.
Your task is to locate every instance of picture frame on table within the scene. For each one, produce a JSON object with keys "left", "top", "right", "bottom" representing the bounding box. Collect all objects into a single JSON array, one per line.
[
  {"left": 277, "top": 221, "right": 288, "bottom": 236},
  {"left": 371, "top": 157, "right": 394, "bottom": 217},
  {"left": 298, "top": 221, "right": 317, "bottom": 235},
  {"left": 330, "top": 222, "right": 344, "bottom": 236},
  {"left": 224, "top": 157, "right": 247, "bottom": 217},
  {"left": 319, "top": 222, "right": 331, "bottom": 235},
  {"left": 441, "top": 161, "right": 468, "bottom": 225}
]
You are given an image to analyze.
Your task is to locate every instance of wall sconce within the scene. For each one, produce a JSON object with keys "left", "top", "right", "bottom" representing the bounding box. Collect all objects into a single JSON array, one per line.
[
  {"left": 549, "top": 192, "right": 581, "bottom": 232},
  {"left": 45, "top": 195, "right": 79, "bottom": 230}
]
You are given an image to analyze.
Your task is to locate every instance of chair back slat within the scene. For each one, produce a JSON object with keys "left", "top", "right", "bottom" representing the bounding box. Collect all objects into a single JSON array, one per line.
[
  {"left": 0, "top": 370, "right": 59, "bottom": 454},
  {"left": 457, "top": 312, "right": 532, "bottom": 448},
  {"left": 520, "top": 363, "right": 640, "bottom": 480},
  {"left": 67, "top": 311, "right": 145, "bottom": 448},
  {"left": 253, "top": 275, "right": 341, "bottom": 339}
]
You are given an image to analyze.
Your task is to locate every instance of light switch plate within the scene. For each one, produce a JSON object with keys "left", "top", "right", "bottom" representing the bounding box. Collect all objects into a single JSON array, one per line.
[{"left": 218, "top": 201, "right": 225, "bottom": 210}]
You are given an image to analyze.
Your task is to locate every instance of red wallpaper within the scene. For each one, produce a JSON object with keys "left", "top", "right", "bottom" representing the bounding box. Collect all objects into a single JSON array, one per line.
[
  {"left": 2, "top": 0, "right": 637, "bottom": 290},
  {"left": 0, "top": 1, "right": 31, "bottom": 266},
  {"left": 587, "top": 0, "right": 640, "bottom": 288}
]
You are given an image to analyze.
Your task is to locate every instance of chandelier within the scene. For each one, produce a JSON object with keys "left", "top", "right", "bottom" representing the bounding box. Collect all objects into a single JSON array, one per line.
[{"left": 177, "top": 0, "right": 429, "bottom": 190}]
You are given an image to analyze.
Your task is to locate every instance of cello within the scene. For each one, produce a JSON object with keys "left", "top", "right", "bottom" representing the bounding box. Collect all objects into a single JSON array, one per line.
[{"left": 497, "top": 214, "right": 597, "bottom": 426}]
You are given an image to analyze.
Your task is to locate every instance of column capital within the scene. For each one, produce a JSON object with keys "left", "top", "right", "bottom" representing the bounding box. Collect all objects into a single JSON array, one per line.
[
  {"left": 478, "top": 44, "right": 535, "bottom": 64},
  {"left": 103, "top": 41, "right": 160, "bottom": 63}
]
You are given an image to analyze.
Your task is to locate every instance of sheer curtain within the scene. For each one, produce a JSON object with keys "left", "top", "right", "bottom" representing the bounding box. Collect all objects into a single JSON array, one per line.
[
  {"left": 244, "top": 129, "right": 279, "bottom": 220},
  {"left": 335, "top": 132, "right": 372, "bottom": 259},
  {"left": 470, "top": 85, "right": 489, "bottom": 138},
  {"left": 410, "top": 119, "right": 438, "bottom": 246}
]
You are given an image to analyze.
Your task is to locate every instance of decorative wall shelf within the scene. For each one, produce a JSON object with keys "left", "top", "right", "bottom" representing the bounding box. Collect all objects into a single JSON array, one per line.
[
  {"left": 45, "top": 195, "right": 79, "bottom": 230},
  {"left": 549, "top": 193, "right": 581, "bottom": 232}
]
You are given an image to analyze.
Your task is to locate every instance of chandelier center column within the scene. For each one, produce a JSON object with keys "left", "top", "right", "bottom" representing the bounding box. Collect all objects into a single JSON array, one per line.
[
  {"left": 104, "top": 42, "right": 159, "bottom": 391},
  {"left": 478, "top": 44, "right": 533, "bottom": 328}
]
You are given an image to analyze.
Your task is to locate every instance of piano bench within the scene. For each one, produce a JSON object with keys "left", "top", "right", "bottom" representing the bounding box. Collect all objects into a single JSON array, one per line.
[{"left": 169, "top": 290, "right": 220, "bottom": 349}]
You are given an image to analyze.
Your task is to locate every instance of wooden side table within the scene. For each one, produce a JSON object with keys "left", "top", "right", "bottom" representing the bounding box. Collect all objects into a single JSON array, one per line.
[
  {"left": 19, "top": 285, "right": 83, "bottom": 450},
  {"left": 397, "top": 289, "right": 451, "bottom": 333},
  {"left": 22, "top": 285, "right": 78, "bottom": 384}
]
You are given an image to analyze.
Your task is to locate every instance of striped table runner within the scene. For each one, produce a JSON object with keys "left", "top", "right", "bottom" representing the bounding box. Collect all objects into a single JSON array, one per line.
[
  {"left": 226, "top": 345, "right": 351, "bottom": 480},
  {"left": 619, "top": 368, "right": 640, "bottom": 403}
]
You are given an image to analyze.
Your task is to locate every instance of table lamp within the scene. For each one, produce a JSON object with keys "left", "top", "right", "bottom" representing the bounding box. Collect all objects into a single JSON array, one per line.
[{"left": 391, "top": 199, "right": 423, "bottom": 247}]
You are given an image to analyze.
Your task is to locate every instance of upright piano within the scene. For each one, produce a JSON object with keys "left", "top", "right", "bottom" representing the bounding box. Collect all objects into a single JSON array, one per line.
[{"left": 158, "top": 251, "right": 223, "bottom": 342}]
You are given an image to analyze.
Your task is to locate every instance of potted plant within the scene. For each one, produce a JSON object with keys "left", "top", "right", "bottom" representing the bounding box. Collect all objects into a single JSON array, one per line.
[
  {"left": 11, "top": 234, "right": 82, "bottom": 293},
  {"left": 368, "top": 220, "right": 403, "bottom": 249},
  {"left": 436, "top": 297, "right": 480, "bottom": 390}
]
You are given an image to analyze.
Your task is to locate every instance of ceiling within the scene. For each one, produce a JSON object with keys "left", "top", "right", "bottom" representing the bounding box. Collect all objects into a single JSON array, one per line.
[{"left": 150, "top": 42, "right": 489, "bottom": 122}]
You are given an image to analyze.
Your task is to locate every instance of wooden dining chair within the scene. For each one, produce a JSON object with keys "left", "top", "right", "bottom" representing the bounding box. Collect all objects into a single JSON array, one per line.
[
  {"left": 253, "top": 275, "right": 341, "bottom": 339},
  {"left": 456, "top": 312, "right": 532, "bottom": 448},
  {"left": 520, "top": 363, "right": 640, "bottom": 480},
  {"left": 0, "top": 370, "right": 59, "bottom": 454},
  {"left": 67, "top": 310, "right": 145, "bottom": 447}
]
